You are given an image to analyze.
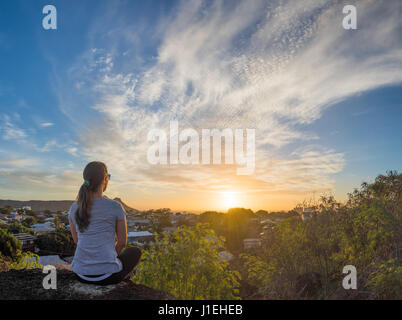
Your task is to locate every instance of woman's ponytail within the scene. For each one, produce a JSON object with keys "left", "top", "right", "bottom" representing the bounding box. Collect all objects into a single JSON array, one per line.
[{"left": 74, "top": 161, "right": 108, "bottom": 233}]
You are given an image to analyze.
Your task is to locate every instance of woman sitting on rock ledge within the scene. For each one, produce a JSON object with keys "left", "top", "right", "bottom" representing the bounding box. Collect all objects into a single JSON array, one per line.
[{"left": 68, "top": 161, "right": 142, "bottom": 286}]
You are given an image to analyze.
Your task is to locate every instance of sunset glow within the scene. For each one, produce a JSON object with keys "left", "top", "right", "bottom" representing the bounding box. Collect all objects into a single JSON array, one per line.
[
  {"left": 221, "top": 192, "right": 241, "bottom": 211},
  {"left": 0, "top": 1, "right": 400, "bottom": 212}
]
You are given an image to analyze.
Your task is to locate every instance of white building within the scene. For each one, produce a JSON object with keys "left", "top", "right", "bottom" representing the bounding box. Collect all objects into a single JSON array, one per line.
[
  {"left": 127, "top": 218, "right": 151, "bottom": 227},
  {"left": 31, "top": 222, "right": 55, "bottom": 234},
  {"left": 243, "top": 238, "right": 262, "bottom": 249},
  {"left": 13, "top": 233, "right": 37, "bottom": 251},
  {"left": 127, "top": 231, "right": 155, "bottom": 245}
]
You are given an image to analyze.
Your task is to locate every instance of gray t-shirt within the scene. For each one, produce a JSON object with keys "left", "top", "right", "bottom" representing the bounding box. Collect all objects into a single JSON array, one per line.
[{"left": 68, "top": 197, "right": 126, "bottom": 275}]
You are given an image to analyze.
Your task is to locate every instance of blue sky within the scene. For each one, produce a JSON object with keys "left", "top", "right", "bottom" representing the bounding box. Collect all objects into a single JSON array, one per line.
[{"left": 0, "top": 0, "right": 401, "bottom": 211}]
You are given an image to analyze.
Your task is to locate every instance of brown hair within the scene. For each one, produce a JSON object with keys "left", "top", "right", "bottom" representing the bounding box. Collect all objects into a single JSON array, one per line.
[{"left": 74, "top": 161, "right": 108, "bottom": 232}]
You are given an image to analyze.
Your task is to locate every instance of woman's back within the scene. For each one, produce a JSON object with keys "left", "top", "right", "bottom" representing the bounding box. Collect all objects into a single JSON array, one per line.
[{"left": 68, "top": 197, "right": 126, "bottom": 275}]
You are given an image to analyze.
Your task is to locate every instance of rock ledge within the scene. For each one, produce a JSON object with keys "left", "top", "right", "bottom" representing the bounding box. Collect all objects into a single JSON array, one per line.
[{"left": 0, "top": 269, "right": 176, "bottom": 300}]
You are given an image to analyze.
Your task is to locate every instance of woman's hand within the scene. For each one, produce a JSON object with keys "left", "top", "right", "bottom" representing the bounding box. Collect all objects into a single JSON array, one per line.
[
  {"left": 69, "top": 219, "right": 78, "bottom": 244},
  {"left": 115, "top": 217, "right": 127, "bottom": 255}
]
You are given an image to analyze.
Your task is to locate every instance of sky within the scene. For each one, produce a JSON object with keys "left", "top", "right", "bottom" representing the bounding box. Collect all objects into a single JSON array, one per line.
[{"left": 0, "top": 0, "right": 401, "bottom": 212}]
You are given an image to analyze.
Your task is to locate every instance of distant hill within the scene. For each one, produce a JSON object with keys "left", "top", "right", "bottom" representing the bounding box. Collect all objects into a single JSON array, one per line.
[
  {"left": 0, "top": 200, "right": 74, "bottom": 212},
  {"left": 106, "top": 196, "right": 139, "bottom": 214},
  {"left": 0, "top": 197, "right": 138, "bottom": 214}
]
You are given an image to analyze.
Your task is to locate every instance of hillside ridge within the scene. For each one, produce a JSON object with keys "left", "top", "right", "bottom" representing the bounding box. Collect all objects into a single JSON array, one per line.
[{"left": 0, "top": 197, "right": 138, "bottom": 213}]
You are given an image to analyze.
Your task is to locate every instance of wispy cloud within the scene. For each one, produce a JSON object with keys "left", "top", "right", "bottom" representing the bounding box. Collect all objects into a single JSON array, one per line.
[
  {"left": 54, "top": 0, "right": 402, "bottom": 200},
  {"left": 0, "top": 114, "right": 27, "bottom": 142},
  {"left": 39, "top": 139, "right": 57, "bottom": 152},
  {"left": 0, "top": 158, "right": 39, "bottom": 168},
  {"left": 40, "top": 122, "right": 54, "bottom": 128},
  {"left": 0, "top": 167, "right": 82, "bottom": 199}
]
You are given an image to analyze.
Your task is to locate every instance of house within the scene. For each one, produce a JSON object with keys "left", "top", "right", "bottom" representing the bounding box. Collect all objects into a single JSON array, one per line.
[
  {"left": 127, "top": 231, "right": 155, "bottom": 245},
  {"left": 184, "top": 214, "right": 197, "bottom": 222},
  {"left": 162, "top": 226, "right": 176, "bottom": 233},
  {"left": 301, "top": 207, "right": 319, "bottom": 220},
  {"left": 127, "top": 225, "right": 139, "bottom": 232},
  {"left": 31, "top": 222, "right": 55, "bottom": 234},
  {"left": 14, "top": 233, "right": 37, "bottom": 252},
  {"left": 171, "top": 215, "right": 180, "bottom": 226},
  {"left": 22, "top": 206, "right": 32, "bottom": 211},
  {"left": 243, "top": 238, "right": 262, "bottom": 249},
  {"left": 127, "top": 218, "right": 151, "bottom": 227},
  {"left": 8, "top": 213, "right": 24, "bottom": 222},
  {"left": 260, "top": 218, "right": 276, "bottom": 226}
]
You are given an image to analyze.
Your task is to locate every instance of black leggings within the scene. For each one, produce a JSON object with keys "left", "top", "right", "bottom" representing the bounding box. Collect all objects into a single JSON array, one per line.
[{"left": 74, "top": 246, "right": 142, "bottom": 286}]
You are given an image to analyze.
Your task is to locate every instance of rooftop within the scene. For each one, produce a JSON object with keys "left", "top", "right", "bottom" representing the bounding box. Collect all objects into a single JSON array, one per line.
[{"left": 128, "top": 231, "right": 154, "bottom": 237}]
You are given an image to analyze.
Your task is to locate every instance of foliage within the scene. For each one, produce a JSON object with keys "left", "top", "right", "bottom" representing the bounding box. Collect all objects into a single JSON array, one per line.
[
  {"left": 152, "top": 213, "right": 172, "bottom": 233},
  {"left": 22, "top": 216, "right": 38, "bottom": 228},
  {"left": 5, "top": 222, "right": 35, "bottom": 235},
  {"left": 0, "top": 228, "right": 22, "bottom": 259},
  {"left": 198, "top": 209, "right": 254, "bottom": 252},
  {"left": 8, "top": 252, "right": 42, "bottom": 271},
  {"left": 237, "top": 171, "right": 402, "bottom": 299},
  {"left": 58, "top": 215, "right": 69, "bottom": 226},
  {"left": 132, "top": 223, "right": 241, "bottom": 299},
  {"left": 0, "top": 229, "right": 41, "bottom": 271},
  {"left": 0, "top": 206, "right": 13, "bottom": 215},
  {"left": 367, "top": 259, "right": 402, "bottom": 299},
  {"left": 36, "top": 226, "right": 75, "bottom": 256}
]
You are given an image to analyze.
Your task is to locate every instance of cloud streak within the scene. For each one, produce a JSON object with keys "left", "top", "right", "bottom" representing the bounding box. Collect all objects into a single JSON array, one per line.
[{"left": 54, "top": 0, "right": 402, "bottom": 204}]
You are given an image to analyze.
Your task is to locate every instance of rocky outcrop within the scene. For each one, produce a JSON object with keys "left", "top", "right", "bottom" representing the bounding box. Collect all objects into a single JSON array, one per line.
[{"left": 0, "top": 269, "right": 176, "bottom": 300}]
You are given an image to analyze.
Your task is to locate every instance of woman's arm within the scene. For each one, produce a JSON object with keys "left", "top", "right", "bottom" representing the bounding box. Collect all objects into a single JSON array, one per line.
[
  {"left": 69, "top": 220, "right": 78, "bottom": 244},
  {"left": 115, "top": 217, "right": 127, "bottom": 255}
]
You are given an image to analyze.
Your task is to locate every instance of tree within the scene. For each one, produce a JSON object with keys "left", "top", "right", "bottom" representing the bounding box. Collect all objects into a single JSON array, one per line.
[
  {"left": 0, "top": 230, "right": 40, "bottom": 271},
  {"left": 25, "top": 210, "right": 36, "bottom": 217},
  {"left": 225, "top": 208, "right": 253, "bottom": 252},
  {"left": 152, "top": 214, "right": 172, "bottom": 233},
  {"left": 237, "top": 172, "right": 402, "bottom": 299},
  {"left": 36, "top": 226, "right": 75, "bottom": 256},
  {"left": 0, "top": 206, "right": 13, "bottom": 215},
  {"left": 133, "top": 223, "right": 241, "bottom": 299},
  {"left": 42, "top": 210, "right": 54, "bottom": 218},
  {"left": 6, "top": 222, "right": 34, "bottom": 235},
  {"left": 0, "top": 229, "right": 21, "bottom": 259},
  {"left": 22, "top": 216, "right": 38, "bottom": 228}
]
